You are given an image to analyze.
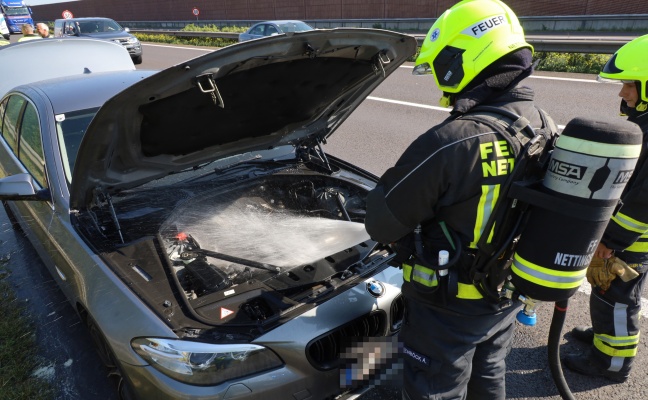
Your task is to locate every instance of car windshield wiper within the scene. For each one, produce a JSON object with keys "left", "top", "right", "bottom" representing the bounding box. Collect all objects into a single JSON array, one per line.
[{"left": 178, "top": 236, "right": 281, "bottom": 274}]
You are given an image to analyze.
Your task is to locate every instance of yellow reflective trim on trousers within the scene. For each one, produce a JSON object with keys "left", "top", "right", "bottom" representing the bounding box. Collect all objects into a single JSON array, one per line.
[
  {"left": 557, "top": 136, "right": 641, "bottom": 158},
  {"left": 594, "top": 332, "right": 640, "bottom": 347},
  {"left": 402, "top": 263, "right": 438, "bottom": 287},
  {"left": 512, "top": 253, "right": 586, "bottom": 289},
  {"left": 457, "top": 283, "right": 483, "bottom": 299},
  {"left": 470, "top": 184, "right": 500, "bottom": 248},
  {"left": 593, "top": 337, "right": 638, "bottom": 358},
  {"left": 611, "top": 212, "right": 648, "bottom": 234}
]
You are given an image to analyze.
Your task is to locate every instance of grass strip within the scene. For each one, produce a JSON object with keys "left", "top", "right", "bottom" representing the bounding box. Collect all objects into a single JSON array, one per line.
[{"left": 0, "top": 263, "right": 55, "bottom": 400}]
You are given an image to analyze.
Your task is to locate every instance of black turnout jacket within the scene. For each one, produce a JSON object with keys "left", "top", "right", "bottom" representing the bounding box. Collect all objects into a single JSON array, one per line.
[{"left": 365, "top": 86, "right": 548, "bottom": 253}]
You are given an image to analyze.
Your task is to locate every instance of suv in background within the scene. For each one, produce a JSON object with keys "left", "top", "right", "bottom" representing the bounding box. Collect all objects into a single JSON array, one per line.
[{"left": 54, "top": 17, "right": 142, "bottom": 64}]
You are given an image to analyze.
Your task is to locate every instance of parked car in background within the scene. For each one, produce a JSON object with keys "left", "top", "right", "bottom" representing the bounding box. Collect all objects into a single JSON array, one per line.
[
  {"left": 53, "top": 17, "right": 142, "bottom": 64},
  {"left": 238, "top": 20, "right": 313, "bottom": 42},
  {"left": 0, "top": 38, "right": 136, "bottom": 98},
  {"left": 0, "top": 30, "right": 416, "bottom": 399}
]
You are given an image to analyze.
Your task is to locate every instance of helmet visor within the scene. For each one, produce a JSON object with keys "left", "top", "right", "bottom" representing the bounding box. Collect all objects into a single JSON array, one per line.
[{"left": 412, "top": 62, "right": 433, "bottom": 76}]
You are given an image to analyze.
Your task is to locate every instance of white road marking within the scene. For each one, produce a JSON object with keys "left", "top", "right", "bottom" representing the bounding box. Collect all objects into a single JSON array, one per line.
[
  {"left": 367, "top": 96, "right": 449, "bottom": 112},
  {"left": 399, "top": 65, "right": 599, "bottom": 83},
  {"left": 143, "top": 43, "right": 214, "bottom": 51},
  {"left": 529, "top": 75, "right": 599, "bottom": 83},
  {"left": 367, "top": 95, "right": 568, "bottom": 130}
]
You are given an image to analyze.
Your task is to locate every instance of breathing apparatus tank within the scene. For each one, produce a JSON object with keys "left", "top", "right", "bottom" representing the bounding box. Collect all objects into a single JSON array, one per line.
[{"left": 507, "top": 118, "right": 642, "bottom": 308}]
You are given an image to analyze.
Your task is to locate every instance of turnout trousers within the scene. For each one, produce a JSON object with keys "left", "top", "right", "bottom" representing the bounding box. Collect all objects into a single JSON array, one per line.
[
  {"left": 400, "top": 297, "right": 519, "bottom": 400},
  {"left": 589, "top": 270, "right": 647, "bottom": 375}
]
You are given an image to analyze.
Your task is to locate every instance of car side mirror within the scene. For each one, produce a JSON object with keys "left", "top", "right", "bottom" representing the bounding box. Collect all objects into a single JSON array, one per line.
[
  {"left": 124, "top": 27, "right": 130, "bottom": 32},
  {"left": 0, "top": 173, "right": 51, "bottom": 201}
]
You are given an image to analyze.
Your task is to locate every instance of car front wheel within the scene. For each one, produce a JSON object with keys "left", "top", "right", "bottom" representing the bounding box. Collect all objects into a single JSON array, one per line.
[
  {"left": 132, "top": 55, "right": 142, "bottom": 65},
  {"left": 83, "top": 310, "right": 135, "bottom": 400}
]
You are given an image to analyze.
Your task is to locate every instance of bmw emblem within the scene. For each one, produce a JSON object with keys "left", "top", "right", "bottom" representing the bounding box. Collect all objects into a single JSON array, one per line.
[{"left": 366, "top": 280, "right": 385, "bottom": 298}]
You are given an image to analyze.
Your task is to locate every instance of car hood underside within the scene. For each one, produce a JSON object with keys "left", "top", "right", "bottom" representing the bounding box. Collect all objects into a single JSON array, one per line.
[{"left": 70, "top": 28, "right": 417, "bottom": 209}]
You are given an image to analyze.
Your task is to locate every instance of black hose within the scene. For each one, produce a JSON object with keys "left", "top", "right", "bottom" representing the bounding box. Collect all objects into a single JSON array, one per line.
[{"left": 548, "top": 299, "right": 576, "bottom": 400}]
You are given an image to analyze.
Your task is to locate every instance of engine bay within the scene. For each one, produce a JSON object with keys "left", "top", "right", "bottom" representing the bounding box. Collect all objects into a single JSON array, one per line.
[{"left": 83, "top": 167, "right": 391, "bottom": 330}]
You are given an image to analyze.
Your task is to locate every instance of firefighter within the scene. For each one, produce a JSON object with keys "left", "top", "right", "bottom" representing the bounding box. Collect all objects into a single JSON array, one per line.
[
  {"left": 564, "top": 34, "right": 648, "bottom": 383},
  {"left": 364, "top": 0, "right": 557, "bottom": 398}
]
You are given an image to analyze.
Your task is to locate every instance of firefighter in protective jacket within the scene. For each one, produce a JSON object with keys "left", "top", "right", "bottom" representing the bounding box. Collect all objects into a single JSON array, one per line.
[
  {"left": 364, "top": 1, "right": 558, "bottom": 398},
  {"left": 564, "top": 34, "right": 648, "bottom": 383}
]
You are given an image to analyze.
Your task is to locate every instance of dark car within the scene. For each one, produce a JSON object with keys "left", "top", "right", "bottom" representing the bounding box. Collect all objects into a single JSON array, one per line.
[
  {"left": 53, "top": 17, "right": 143, "bottom": 64},
  {"left": 0, "top": 30, "right": 416, "bottom": 399},
  {"left": 239, "top": 20, "right": 314, "bottom": 42}
]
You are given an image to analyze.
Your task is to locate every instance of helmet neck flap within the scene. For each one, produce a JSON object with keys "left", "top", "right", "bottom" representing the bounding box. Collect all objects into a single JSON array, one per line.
[{"left": 451, "top": 47, "right": 534, "bottom": 114}]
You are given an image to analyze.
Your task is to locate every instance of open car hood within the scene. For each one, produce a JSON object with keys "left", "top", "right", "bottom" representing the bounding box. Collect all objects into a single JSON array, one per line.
[{"left": 70, "top": 29, "right": 416, "bottom": 209}]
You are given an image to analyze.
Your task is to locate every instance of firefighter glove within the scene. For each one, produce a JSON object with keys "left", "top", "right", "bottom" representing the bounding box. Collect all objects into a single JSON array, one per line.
[
  {"left": 613, "top": 257, "right": 640, "bottom": 282},
  {"left": 586, "top": 256, "right": 636, "bottom": 291}
]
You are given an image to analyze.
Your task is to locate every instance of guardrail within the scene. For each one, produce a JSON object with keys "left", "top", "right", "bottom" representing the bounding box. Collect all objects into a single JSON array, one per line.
[
  {"left": 122, "top": 14, "right": 648, "bottom": 33},
  {"left": 130, "top": 29, "right": 636, "bottom": 54}
]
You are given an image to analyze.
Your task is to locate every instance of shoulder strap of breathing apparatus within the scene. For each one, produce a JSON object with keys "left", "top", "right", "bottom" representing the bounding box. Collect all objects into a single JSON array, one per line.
[{"left": 457, "top": 105, "right": 559, "bottom": 303}]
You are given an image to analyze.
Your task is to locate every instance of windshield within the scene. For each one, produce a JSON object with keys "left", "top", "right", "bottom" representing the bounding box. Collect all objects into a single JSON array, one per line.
[
  {"left": 4, "top": 6, "right": 29, "bottom": 16},
  {"left": 55, "top": 108, "right": 98, "bottom": 183},
  {"left": 78, "top": 19, "right": 123, "bottom": 34},
  {"left": 277, "top": 21, "right": 312, "bottom": 33}
]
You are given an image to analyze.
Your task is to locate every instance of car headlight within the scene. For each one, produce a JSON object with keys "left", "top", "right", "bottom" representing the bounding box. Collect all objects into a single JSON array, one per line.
[
  {"left": 126, "top": 36, "right": 139, "bottom": 44},
  {"left": 132, "top": 338, "right": 283, "bottom": 386}
]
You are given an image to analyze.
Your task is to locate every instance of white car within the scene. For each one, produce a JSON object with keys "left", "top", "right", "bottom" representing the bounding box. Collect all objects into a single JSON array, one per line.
[{"left": 239, "top": 20, "right": 314, "bottom": 42}]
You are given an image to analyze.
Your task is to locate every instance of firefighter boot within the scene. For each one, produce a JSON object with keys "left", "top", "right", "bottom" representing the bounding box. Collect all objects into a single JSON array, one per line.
[
  {"left": 569, "top": 326, "right": 594, "bottom": 343},
  {"left": 563, "top": 351, "right": 629, "bottom": 383}
]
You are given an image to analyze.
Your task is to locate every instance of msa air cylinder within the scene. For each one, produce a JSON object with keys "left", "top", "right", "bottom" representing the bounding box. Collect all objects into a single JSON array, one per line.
[{"left": 510, "top": 118, "right": 642, "bottom": 301}]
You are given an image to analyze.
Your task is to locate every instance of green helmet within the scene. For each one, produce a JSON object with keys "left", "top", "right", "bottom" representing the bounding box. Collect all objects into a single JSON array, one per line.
[
  {"left": 413, "top": 0, "right": 532, "bottom": 105},
  {"left": 598, "top": 34, "right": 648, "bottom": 110}
]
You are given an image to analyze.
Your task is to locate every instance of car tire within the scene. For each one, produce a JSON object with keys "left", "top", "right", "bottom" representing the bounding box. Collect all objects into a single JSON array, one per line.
[
  {"left": 83, "top": 311, "right": 135, "bottom": 400},
  {"left": 132, "top": 55, "right": 142, "bottom": 65}
]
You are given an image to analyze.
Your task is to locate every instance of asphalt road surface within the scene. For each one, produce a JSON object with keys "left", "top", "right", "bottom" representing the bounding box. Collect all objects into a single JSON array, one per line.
[{"left": 2, "top": 38, "right": 648, "bottom": 400}]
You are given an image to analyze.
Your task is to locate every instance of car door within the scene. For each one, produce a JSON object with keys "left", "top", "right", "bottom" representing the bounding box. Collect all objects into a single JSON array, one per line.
[{"left": 0, "top": 93, "right": 76, "bottom": 301}]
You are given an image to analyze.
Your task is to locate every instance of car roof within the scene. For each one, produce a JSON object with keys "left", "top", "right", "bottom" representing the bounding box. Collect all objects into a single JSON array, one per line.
[
  {"left": 258, "top": 20, "right": 309, "bottom": 24},
  {"left": 56, "top": 17, "right": 115, "bottom": 22},
  {"left": 0, "top": 38, "right": 135, "bottom": 99},
  {"left": 18, "top": 70, "right": 156, "bottom": 114}
]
